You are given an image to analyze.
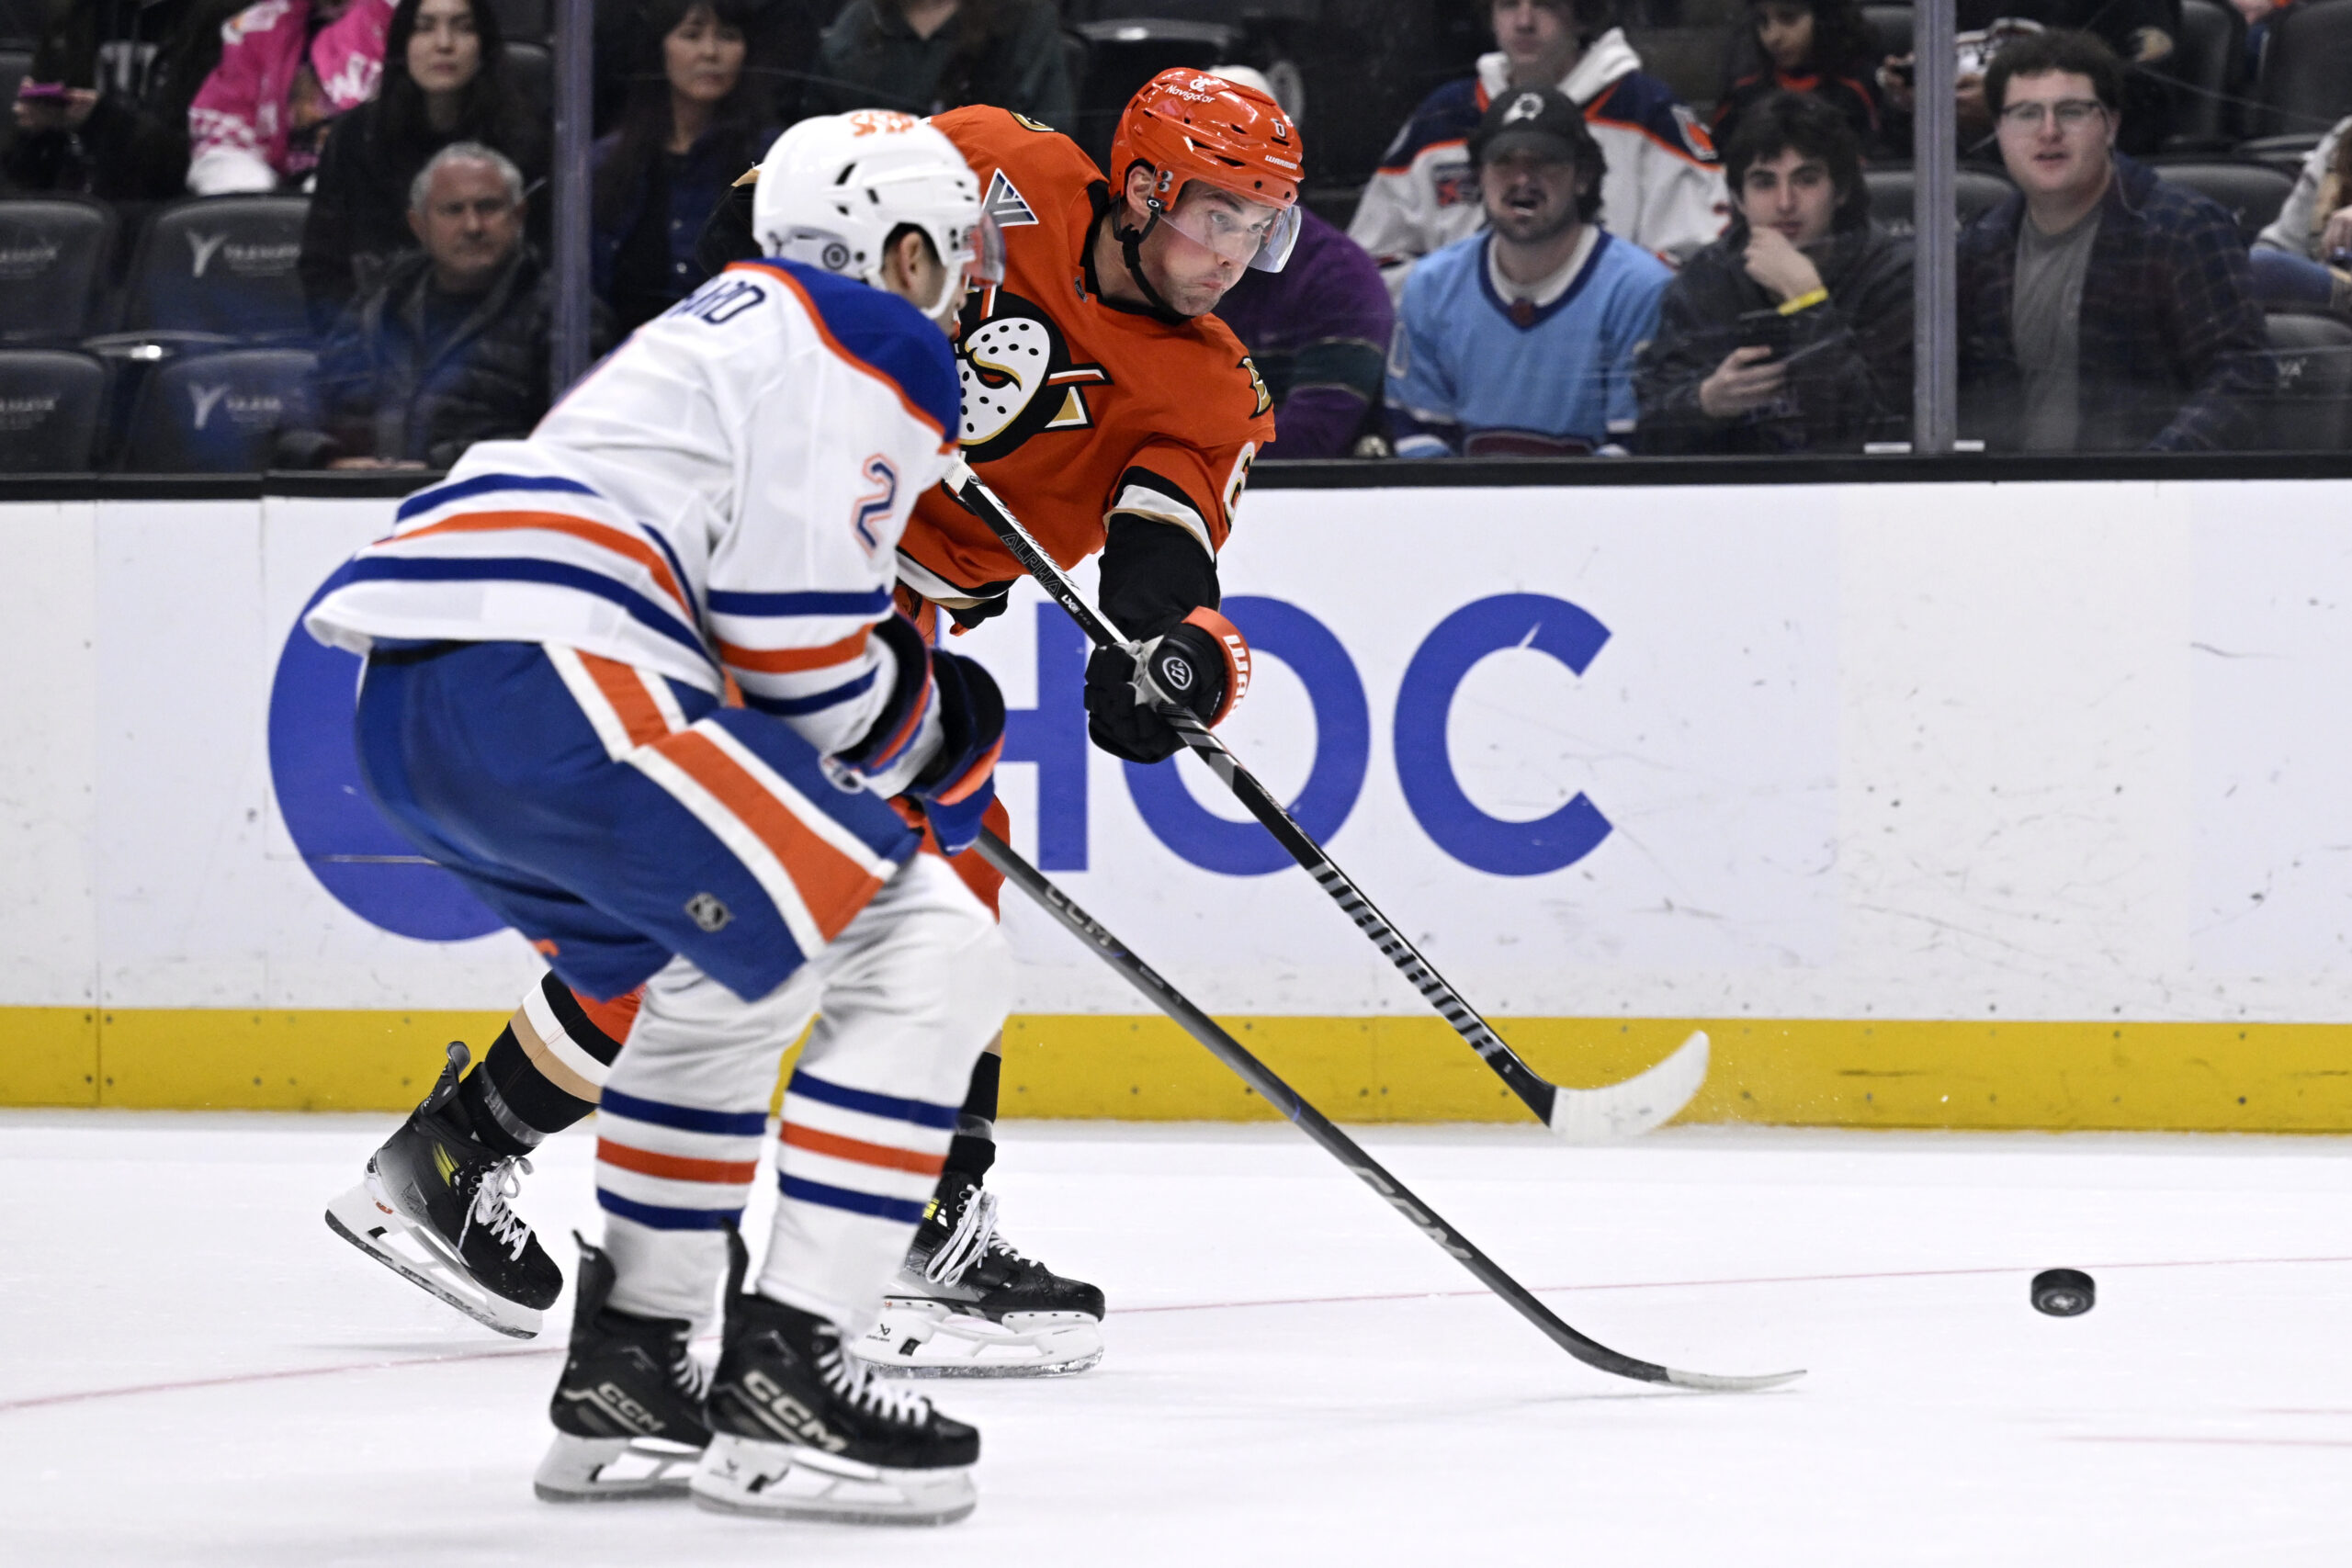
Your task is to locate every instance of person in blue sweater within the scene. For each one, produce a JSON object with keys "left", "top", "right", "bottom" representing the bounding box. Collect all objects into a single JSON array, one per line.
[{"left": 1385, "top": 85, "right": 1672, "bottom": 457}]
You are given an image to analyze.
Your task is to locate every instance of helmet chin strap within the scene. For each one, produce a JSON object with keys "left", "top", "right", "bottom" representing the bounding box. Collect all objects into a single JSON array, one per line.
[{"left": 1116, "top": 205, "right": 1185, "bottom": 317}]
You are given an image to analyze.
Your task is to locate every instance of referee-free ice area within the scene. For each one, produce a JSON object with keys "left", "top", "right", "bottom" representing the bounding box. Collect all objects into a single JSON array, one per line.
[{"left": 3, "top": 1114, "right": 2346, "bottom": 1566}]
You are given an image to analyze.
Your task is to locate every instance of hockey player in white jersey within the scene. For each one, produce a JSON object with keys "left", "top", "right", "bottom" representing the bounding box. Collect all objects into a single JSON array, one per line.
[{"left": 310, "top": 111, "right": 1012, "bottom": 1524}]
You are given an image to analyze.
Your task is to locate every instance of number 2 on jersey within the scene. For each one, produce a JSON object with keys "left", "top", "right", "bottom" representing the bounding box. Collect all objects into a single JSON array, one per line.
[{"left": 852, "top": 456, "right": 899, "bottom": 556}]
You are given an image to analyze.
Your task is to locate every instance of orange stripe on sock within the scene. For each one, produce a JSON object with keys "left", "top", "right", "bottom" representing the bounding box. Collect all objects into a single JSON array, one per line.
[
  {"left": 657, "top": 729, "right": 888, "bottom": 942},
  {"left": 779, "top": 1122, "right": 947, "bottom": 1176},
  {"left": 575, "top": 653, "right": 676, "bottom": 748},
  {"left": 571, "top": 983, "right": 643, "bottom": 1049},
  {"left": 596, "top": 1139, "right": 759, "bottom": 1184},
  {"left": 718, "top": 626, "right": 869, "bottom": 674},
  {"left": 397, "top": 511, "right": 691, "bottom": 616}
]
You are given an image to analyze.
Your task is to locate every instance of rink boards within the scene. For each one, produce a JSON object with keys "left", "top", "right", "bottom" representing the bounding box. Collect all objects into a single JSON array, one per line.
[{"left": 6, "top": 479, "right": 2352, "bottom": 1130}]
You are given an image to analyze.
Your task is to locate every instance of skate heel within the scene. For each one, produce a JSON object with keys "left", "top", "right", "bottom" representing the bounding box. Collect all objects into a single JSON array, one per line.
[
  {"left": 856, "top": 1300, "right": 1103, "bottom": 1378},
  {"left": 533, "top": 1432, "right": 703, "bottom": 1502},
  {"left": 688, "top": 1432, "right": 977, "bottom": 1526}
]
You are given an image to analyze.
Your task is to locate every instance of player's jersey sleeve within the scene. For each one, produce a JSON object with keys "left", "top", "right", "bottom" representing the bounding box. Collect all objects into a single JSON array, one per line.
[
  {"left": 696, "top": 264, "right": 960, "bottom": 757},
  {"left": 1105, "top": 325, "right": 1274, "bottom": 560}
]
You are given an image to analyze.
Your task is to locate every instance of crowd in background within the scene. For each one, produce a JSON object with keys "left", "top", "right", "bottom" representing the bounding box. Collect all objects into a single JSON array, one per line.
[{"left": 1, "top": 0, "right": 2348, "bottom": 470}]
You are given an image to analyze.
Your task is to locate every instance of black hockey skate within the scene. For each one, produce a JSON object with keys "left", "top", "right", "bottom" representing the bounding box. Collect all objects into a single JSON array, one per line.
[
  {"left": 691, "top": 1291, "right": 979, "bottom": 1525},
  {"left": 535, "top": 1235, "right": 712, "bottom": 1502},
  {"left": 854, "top": 1176, "right": 1104, "bottom": 1378},
  {"left": 323, "top": 1043, "right": 560, "bottom": 1337}
]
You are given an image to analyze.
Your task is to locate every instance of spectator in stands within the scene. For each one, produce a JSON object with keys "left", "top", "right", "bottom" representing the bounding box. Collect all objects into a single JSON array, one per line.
[
  {"left": 3, "top": 0, "right": 234, "bottom": 198},
  {"left": 187, "top": 0, "right": 396, "bottom": 193},
  {"left": 1713, "top": 0, "right": 1885, "bottom": 156},
  {"left": 1203, "top": 66, "right": 1393, "bottom": 459},
  {"left": 2250, "top": 115, "right": 2352, "bottom": 314},
  {"left": 1385, "top": 88, "right": 1670, "bottom": 457},
  {"left": 299, "top": 0, "right": 550, "bottom": 335},
  {"left": 1882, "top": 0, "right": 2180, "bottom": 156},
  {"left": 1638, "top": 90, "right": 1910, "bottom": 452},
  {"left": 279, "top": 142, "right": 607, "bottom": 468},
  {"left": 1350, "top": 0, "right": 1727, "bottom": 300},
  {"left": 592, "top": 0, "right": 777, "bottom": 332},
  {"left": 1956, "top": 30, "right": 2272, "bottom": 451},
  {"left": 800, "top": 0, "right": 1072, "bottom": 128}
]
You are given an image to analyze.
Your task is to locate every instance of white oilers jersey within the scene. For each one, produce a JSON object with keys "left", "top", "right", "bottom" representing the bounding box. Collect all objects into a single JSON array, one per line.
[{"left": 307, "top": 261, "right": 962, "bottom": 756}]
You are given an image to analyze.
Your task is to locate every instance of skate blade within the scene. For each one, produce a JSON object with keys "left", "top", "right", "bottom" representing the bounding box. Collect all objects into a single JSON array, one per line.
[
  {"left": 534, "top": 1433, "right": 704, "bottom": 1503},
  {"left": 853, "top": 1301, "right": 1102, "bottom": 1379},
  {"left": 689, "top": 1433, "right": 975, "bottom": 1526},
  {"left": 323, "top": 1179, "right": 542, "bottom": 1340}
]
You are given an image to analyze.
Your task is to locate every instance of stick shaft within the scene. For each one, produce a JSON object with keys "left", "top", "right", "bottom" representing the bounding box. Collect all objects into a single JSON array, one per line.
[
  {"left": 973, "top": 829, "right": 1677, "bottom": 1384},
  {"left": 944, "top": 466, "right": 1560, "bottom": 1125}
]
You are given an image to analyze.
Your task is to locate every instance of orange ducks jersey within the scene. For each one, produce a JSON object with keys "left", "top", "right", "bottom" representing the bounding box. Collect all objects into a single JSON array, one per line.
[{"left": 892, "top": 106, "right": 1276, "bottom": 619}]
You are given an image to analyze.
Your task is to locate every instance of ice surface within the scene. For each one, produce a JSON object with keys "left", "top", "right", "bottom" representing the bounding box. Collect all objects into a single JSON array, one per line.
[{"left": 2, "top": 1113, "right": 2348, "bottom": 1565}]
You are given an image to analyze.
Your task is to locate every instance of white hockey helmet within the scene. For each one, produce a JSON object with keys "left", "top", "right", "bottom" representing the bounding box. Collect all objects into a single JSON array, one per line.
[{"left": 751, "top": 109, "right": 1002, "bottom": 320}]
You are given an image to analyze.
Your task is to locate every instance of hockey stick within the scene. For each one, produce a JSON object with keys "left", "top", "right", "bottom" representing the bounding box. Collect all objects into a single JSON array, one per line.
[
  {"left": 976, "top": 829, "right": 1800, "bottom": 1393},
  {"left": 943, "top": 460, "right": 1708, "bottom": 1142}
]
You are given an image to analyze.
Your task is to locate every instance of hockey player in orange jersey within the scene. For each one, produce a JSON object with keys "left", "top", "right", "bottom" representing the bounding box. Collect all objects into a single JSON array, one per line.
[{"left": 324, "top": 72, "right": 1302, "bottom": 1406}]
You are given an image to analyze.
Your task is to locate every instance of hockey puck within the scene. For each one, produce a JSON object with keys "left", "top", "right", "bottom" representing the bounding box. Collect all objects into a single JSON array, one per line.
[{"left": 2030, "top": 1268, "right": 2096, "bottom": 1316}]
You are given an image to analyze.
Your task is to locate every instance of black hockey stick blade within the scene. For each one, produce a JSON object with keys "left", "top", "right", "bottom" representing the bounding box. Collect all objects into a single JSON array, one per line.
[
  {"left": 975, "top": 829, "right": 1803, "bottom": 1393},
  {"left": 941, "top": 460, "right": 1708, "bottom": 1144}
]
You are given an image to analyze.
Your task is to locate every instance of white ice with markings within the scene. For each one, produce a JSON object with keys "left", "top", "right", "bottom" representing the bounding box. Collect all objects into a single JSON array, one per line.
[{"left": 2, "top": 1114, "right": 2347, "bottom": 1565}]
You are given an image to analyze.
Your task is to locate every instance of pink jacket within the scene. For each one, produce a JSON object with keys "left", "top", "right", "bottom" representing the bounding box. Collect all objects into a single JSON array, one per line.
[{"left": 187, "top": 0, "right": 393, "bottom": 194}]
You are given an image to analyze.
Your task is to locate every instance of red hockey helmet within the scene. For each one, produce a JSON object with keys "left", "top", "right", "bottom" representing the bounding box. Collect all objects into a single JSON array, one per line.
[{"left": 1107, "top": 68, "right": 1304, "bottom": 271}]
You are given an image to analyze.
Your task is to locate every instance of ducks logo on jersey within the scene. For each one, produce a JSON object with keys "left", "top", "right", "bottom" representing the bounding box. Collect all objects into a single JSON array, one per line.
[{"left": 955, "top": 285, "right": 1111, "bottom": 464}]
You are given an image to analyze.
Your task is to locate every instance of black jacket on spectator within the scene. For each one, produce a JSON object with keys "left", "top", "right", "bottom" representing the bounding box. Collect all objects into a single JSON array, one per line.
[
  {"left": 803, "top": 0, "right": 1073, "bottom": 128},
  {"left": 0, "top": 0, "right": 234, "bottom": 199},
  {"left": 593, "top": 121, "right": 772, "bottom": 333},
  {"left": 1956, "top": 154, "right": 2274, "bottom": 452},
  {"left": 279, "top": 245, "right": 612, "bottom": 468},
  {"left": 1637, "top": 215, "right": 1913, "bottom": 454}
]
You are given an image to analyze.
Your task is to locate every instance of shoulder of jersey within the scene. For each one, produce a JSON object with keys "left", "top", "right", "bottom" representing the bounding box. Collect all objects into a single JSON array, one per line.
[
  {"left": 1588, "top": 72, "right": 1718, "bottom": 164},
  {"left": 1376, "top": 76, "right": 1484, "bottom": 174},
  {"left": 932, "top": 103, "right": 1106, "bottom": 186},
  {"left": 731, "top": 258, "right": 960, "bottom": 441}
]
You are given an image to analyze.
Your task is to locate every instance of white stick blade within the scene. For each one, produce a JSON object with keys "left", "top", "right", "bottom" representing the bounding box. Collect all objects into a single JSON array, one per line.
[
  {"left": 1664, "top": 1366, "right": 1808, "bottom": 1393},
  {"left": 1545, "top": 1030, "right": 1710, "bottom": 1143}
]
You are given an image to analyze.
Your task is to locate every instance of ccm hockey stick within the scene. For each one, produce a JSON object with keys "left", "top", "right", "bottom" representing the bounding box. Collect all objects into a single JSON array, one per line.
[
  {"left": 944, "top": 460, "right": 1708, "bottom": 1142},
  {"left": 977, "top": 829, "right": 1800, "bottom": 1393}
]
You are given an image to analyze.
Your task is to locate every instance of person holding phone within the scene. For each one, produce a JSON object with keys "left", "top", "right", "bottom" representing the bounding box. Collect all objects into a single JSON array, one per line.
[
  {"left": 2, "top": 0, "right": 230, "bottom": 198},
  {"left": 1636, "top": 89, "right": 1913, "bottom": 453}
]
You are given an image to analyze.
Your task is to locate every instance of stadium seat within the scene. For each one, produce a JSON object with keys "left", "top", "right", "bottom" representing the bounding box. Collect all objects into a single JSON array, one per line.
[
  {"left": 2168, "top": 0, "right": 2247, "bottom": 150},
  {"left": 2239, "top": 131, "right": 2323, "bottom": 174},
  {"left": 120, "top": 347, "right": 316, "bottom": 472},
  {"left": 1070, "top": 18, "right": 1239, "bottom": 173},
  {"left": 2249, "top": 0, "right": 2352, "bottom": 140},
  {"left": 0, "top": 197, "right": 118, "bottom": 345},
  {"left": 1862, "top": 165, "right": 2014, "bottom": 237},
  {"left": 0, "top": 48, "right": 28, "bottom": 111},
  {"left": 123, "top": 196, "right": 310, "bottom": 341},
  {"left": 1861, "top": 2, "right": 1911, "bottom": 63},
  {"left": 2151, "top": 159, "right": 2295, "bottom": 243},
  {"left": 0, "top": 349, "right": 105, "bottom": 472},
  {"left": 504, "top": 39, "right": 551, "bottom": 110},
  {"left": 2259, "top": 312, "right": 2352, "bottom": 449}
]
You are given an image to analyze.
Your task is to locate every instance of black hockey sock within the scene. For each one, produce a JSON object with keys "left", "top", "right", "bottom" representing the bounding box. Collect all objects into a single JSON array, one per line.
[
  {"left": 456, "top": 974, "right": 635, "bottom": 1157},
  {"left": 941, "top": 1037, "right": 1001, "bottom": 1185}
]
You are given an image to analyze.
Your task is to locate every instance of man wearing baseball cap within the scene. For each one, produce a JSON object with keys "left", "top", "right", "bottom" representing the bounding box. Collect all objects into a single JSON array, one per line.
[{"left": 1385, "top": 86, "right": 1672, "bottom": 457}]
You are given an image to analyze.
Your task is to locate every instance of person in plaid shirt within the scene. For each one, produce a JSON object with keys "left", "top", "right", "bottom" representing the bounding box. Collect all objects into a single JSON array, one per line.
[{"left": 1955, "top": 29, "right": 2274, "bottom": 453}]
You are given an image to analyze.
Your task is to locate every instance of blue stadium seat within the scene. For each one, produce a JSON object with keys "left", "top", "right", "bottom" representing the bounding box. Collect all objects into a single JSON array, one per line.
[
  {"left": 124, "top": 197, "right": 311, "bottom": 341},
  {"left": 121, "top": 348, "right": 317, "bottom": 472},
  {"left": 0, "top": 349, "right": 105, "bottom": 472},
  {"left": 0, "top": 197, "right": 118, "bottom": 345}
]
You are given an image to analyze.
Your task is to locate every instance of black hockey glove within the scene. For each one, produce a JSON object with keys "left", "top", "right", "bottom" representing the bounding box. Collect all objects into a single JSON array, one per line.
[
  {"left": 906, "top": 647, "right": 1005, "bottom": 856},
  {"left": 1083, "top": 607, "right": 1252, "bottom": 764}
]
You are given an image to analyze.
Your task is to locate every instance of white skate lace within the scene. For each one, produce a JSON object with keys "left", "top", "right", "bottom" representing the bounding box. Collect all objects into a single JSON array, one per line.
[
  {"left": 816, "top": 1337, "right": 933, "bottom": 1427},
  {"left": 922, "top": 1187, "right": 1000, "bottom": 1287},
  {"left": 458, "top": 1156, "right": 535, "bottom": 1261}
]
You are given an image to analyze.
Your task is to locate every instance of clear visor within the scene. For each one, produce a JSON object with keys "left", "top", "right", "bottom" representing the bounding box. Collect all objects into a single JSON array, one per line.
[
  {"left": 926, "top": 209, "right": 1004, "bottom": 318},
  {"left": 1154, "top": 186, "right": 1302, "bottom": 273}
]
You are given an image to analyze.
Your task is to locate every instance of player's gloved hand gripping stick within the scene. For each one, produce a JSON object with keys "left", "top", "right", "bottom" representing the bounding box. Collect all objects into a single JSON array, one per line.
[
  {"left": 977, "top": 828, "right": 1801, "bottom": 1392},
  {"left": 943, "top": 461, "right": 1709, "bottom": 1142}
]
